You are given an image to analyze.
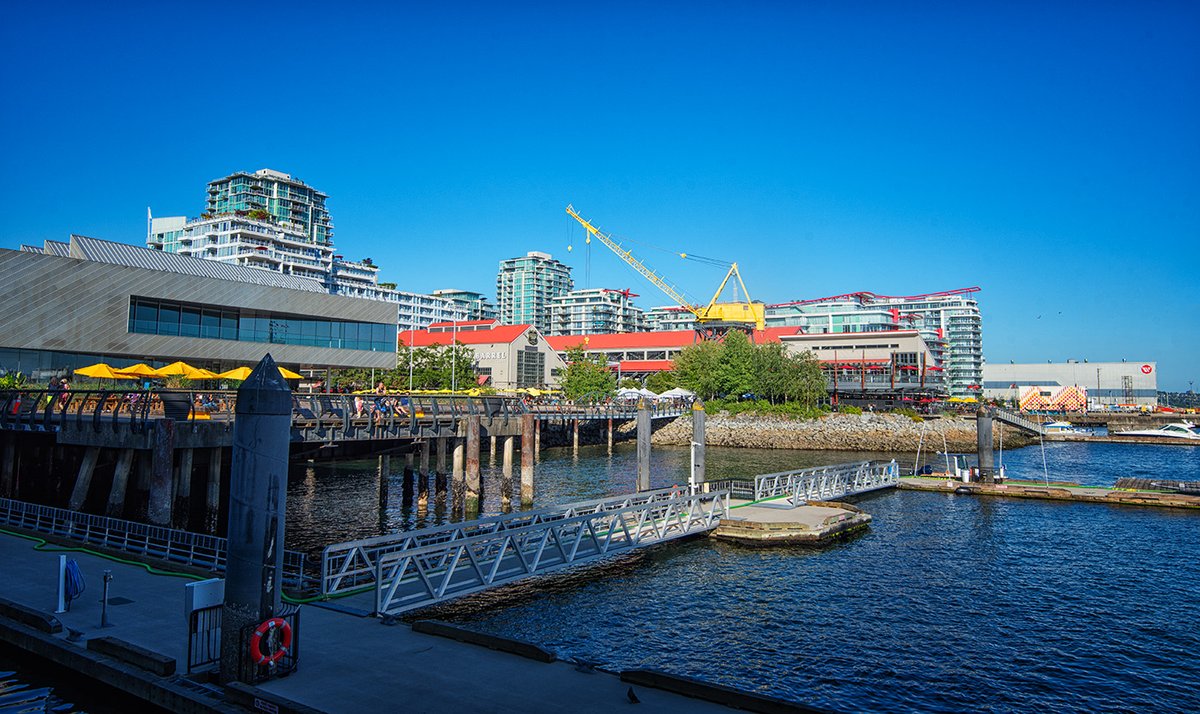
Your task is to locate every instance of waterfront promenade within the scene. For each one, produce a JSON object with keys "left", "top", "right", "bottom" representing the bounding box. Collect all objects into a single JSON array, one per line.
[{"left": 0, "top": 529, "right": 741, "bottom": 713}]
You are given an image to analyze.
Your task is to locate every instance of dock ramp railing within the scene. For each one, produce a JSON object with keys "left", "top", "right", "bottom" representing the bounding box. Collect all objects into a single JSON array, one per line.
[
  {"left": 990, "top": 408, "right": 1046, "bottom": 436},
  {"left": 320, "top": 487, "right": 725, "bottom": 597},
  {"left": 731, "top": 460, "right": 900, "bottom": 504},
  {"left": 372, "top": 489, "right": 729, "bottom": 616}
]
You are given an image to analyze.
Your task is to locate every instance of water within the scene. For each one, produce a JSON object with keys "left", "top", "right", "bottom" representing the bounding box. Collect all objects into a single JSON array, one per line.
[
  {"left": 0, "top": 644, "right": 158, "bottom": 713},
  {"left": 286, "top": 442, "right": 1200, "bottom": 713}
]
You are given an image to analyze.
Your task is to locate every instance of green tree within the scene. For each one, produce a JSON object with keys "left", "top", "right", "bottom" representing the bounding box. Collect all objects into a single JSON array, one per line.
[
  {"left": 714, "top": 330, "right": 756, "bottom": 399},
  {"left": 669, "top": 332, "right": 826, "bottom": 406},
  {"left": 561, "top": 346, "right": 616, "bottom": 400},
  {"left": 618, "top": 377, "right": 642, "bottom": 389},
  {"left": 644, "top": 370, "right": 678, "bottom": 394},
  {"left": 673, "top": 340, "right": 723, "bottom": 400}
]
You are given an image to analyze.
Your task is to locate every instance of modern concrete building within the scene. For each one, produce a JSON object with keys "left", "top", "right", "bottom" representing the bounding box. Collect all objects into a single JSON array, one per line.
[
  {"left": 548, "top": 288, "right": 646, "bottom": 336},
  {"left": 644, "top": 305, "right": 696, "bottom": 332},
  {"left": 778, "top": 330, "right": 945, "bottom": 401},
  {"left": 2, "top": 236, "right": 397, "bottom": 381},
  {"left": 496, "top": 251, "right": 573, "bottom": 333},
  {"left": 766, "top": 288, "right": 983, "bottom": 397},
  {"left": 400, "top": 320, "right": 565, "bottom": 389},
  {"left": 431, "top": 290, "right": 498, "bottom": 322},
  {"left": 982, "top": 361, "right": 1159, "bottom": 408},
  {"left": 205, "top": 168, "right": 333, "bottom": 245}
]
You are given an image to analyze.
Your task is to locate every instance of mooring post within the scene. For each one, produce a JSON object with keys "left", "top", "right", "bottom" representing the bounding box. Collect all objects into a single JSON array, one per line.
[
  {"left": 68, "top": 446, "right": 101, "bottom": 512},
  {"left": 521, "top": 414, "right": 535, "bottom": 506},
  {"left": 977, "top": 407, "right": 995, "bottom": 484},
  {"left": 501, "top": 435, "right": 514, "bottom": 506},
  {"left": 466, "top": 416, "right": 481, "bottom": 514},
  {"left": 637, "top": 398, "right": 651, "bottom": 492},
  {"left": 607, "top": 418, "right": 613, "bottom": 454},
  {"left": 205, "top": 447, "right": 222, "bottom": 533},
  {"left": 172, "top": 447, "right": 193, "bottom": 530},
  {"left": 534, "top": 419, "right": 541, "bottom": 460},
  {"left": 572, "top": 419, "right": 579, "bottom": 454},
  {"left": 691, "top": 401, "right": 706, "bottom": 493},
  {"left": 219, "top": 355, "right": 292, "bottom": 685},
  {"left": 105, "top": 449, "right": 135, "bottom": 518}
]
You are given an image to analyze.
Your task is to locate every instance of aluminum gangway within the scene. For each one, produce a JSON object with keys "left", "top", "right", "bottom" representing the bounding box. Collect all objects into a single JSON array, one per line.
[
  {"left": 990, "top": 407, "right": 1046, "bottom": 436},
  {"left": 319, "top": 488, "right": 729, "bottom": 615},
  {"left": 715, "top": 460, "right": 900, "bottom": 505}
]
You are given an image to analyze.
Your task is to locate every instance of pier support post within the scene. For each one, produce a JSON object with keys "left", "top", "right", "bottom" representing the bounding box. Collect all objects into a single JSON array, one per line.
[
  {"left": 490, "top": 435, "right": 497, "bottom": 459},
  {"left": 534, "top": 419, "right": 541, "bottom": 460},
  {"left": 435, "top": 437, "right": 447, "bottom": 477},
  {"left": 466, "top": 416, "right": 481, "bottom": 514},
  {"left": 572, "top": 419, "right": 579, "bottom": 454},
  {"left": 976, "top": 407, "right": 996, "bottom": 483},
  {"left": 220, "top": 355, "right": 292, "bottom": 685},
  {"left": 637, "top": 399, "right": 651, "bottom": 492},
  {"left": 378, "top": 454, "right": 391, "bottom": 514},
  {"left": 607, "top": 418, "right": 613, "bottom": 454},
  {"left": 172, "top": 448, "right": 193, "bottom": 529},
  {"left": 205, "top": 447, "right": 222, "bottom": 533},
  {"left": 501, "top": 436, "right": 514, "bottom": 507},
  {"left": 68, "top": 447, "right": 101, "bottom": 512},
  {"left": 452, "top": 438, "right": 465, "bottom": 511},
  {"left": 105, "top": 449, "right": 135, "bottom": 518},
  {"left": 404, "top": 451, "right": 414, "bottom": 477},
  {"left": 0, "top": 434, "right": 13, "bottom": 498},
  {"left": 691, "top": 401, "right": 706, "bottom": 493},
  {"left": 147, "top": 419, "right": 176, "bottom": 526},
  {"left": 521, "top": 414, "right": 535, "bottom": 506}
]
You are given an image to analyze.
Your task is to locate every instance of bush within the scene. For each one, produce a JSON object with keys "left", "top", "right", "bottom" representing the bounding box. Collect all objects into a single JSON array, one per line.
[
  {"left": 838, "top": 405, "right": 863, "bottom": 415},
  {"left": 893, "top": 407, "right": 924, "bottom": 422},
  {"left": 703, "top": 398, "right": 825, "bottom": 420}
]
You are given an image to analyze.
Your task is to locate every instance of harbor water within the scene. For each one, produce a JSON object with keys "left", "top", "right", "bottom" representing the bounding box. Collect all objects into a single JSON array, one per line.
[{"left": 288, "top": 441, "right": 1200, "bottom": 713}]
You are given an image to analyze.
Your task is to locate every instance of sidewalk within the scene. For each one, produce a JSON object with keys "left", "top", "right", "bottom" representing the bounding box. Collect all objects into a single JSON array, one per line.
[{"left": 0, "top": 529, "right": 733, "bottom": 713}]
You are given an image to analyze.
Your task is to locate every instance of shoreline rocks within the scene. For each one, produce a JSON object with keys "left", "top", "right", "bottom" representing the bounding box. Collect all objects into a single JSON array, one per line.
[{"left": 650, "top": 412, "right": 1032, "bottom": 452}]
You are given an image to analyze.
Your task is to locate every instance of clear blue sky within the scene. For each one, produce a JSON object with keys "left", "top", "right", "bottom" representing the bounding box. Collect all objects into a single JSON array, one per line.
[{"left": 2, "top": 2, "right": 1196, "bottom": 389}]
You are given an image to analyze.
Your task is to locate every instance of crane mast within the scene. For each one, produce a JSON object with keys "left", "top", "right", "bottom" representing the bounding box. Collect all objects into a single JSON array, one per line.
[{"left": 565, "top": 205, "right": 766, "bottom": 334}]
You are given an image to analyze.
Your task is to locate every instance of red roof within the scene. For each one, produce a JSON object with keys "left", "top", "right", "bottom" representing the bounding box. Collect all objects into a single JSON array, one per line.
[
  {"left": 619, "top": 360, "right": 674, "bottom": 372},
  {"left": 400, "top": 324, "right": 531, "bottom": 347},
  {"left": 545, "top": 326, "right": 803, "bottom": 352},
  {"left": 428, "top": 320, "right": 498, "bottom": 329}
]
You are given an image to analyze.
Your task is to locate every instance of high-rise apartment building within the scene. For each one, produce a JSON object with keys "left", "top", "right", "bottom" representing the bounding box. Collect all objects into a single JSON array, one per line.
[
  {"left": 206, "top": 168, "right": 333, "bottom": 245},
  {"left": 548, "top": 288, "right": 646, "bottom": 336},
  {"left": 431, "top": 290, "right": 498, "bottom": 322},
  {"left": 496, "top": 251, "right": 573, "bottom": 332},
  {"left": 644, "top": 305, "right": 697, "bottom": 332},
  {"left": 764, "top": 288, "right": 983, "bottom": 396}
]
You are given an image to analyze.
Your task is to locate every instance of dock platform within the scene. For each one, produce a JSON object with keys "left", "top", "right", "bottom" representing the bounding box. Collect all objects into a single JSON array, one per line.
[
  {"left": 899, "top": 476, "right": 1200, "bottom": 509},
  {"left": 711, "top": 498, "right": 872, "bottom": 545}
]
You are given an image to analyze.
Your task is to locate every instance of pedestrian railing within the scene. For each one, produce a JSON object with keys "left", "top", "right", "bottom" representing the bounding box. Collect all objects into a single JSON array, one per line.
[
  {"left": 320, "top": 487, "right": 708, "bottom": 596},
  {"left": 991, "top": 407, "right": 1046, "bottom": 436},
  {"left": 752, "top": 460, "right": 900, "bottom": 504},
  {"left": 528, "top": 401, "right": 690, "bottom": 422},
  {"left": 0, "top": 497, "right": 313, "bottom": 590},
  {"left": 372, "top": 488, "right": 730, "bottom": 616}
]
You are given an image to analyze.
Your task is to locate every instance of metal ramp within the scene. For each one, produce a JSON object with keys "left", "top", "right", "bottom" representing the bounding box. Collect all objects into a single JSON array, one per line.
[
  {"left": 718, "top": 460, "right": 900, "bottom": 504},
  {"left": 320, "top": 488, "right": 730, "bottom": 615},
  {"left": 991, "top": 408, "right": 1046, "bottom": 436}
]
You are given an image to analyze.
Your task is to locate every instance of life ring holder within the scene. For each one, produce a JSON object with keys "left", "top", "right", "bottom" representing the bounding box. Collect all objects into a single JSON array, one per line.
[{"left": 248, "top": 617, "right": 292, "bottom": 666}]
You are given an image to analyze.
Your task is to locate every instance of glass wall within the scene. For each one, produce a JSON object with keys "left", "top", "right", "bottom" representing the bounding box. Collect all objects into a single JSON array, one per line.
[{"left": 128, "top": 297, "right": 396, "bottom": 352}]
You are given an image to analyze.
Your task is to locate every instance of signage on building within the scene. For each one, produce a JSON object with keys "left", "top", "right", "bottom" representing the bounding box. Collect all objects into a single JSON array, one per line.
[{"left": 1141, "top": 364, "right": 1152, "bottom": 375}]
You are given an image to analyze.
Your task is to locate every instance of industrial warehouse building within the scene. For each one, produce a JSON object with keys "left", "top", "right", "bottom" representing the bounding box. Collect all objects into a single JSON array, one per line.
[
  {"left": 982, "top": 361, "right": 1159, "bottom": 409},
  {"left": 0, "top": 235, "right": 399, "bottom": 381}
]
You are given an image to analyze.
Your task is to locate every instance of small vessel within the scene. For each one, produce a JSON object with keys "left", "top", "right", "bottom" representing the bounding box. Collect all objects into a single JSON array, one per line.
[
  {"left": 1044, "top": 420, "right": 1090, "bottom": 435},
  {"left": 1113, "top": 421, "right": 1200, "bottom": 440}
]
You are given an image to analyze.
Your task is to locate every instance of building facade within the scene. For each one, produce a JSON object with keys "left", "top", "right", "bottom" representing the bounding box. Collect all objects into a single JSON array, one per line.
[
  {"left": 400, "top": 320, "right": 566, "bottom": 389},
  {"left": 778, "top": 331, "right": 945, "bottom": 403},
  {"left": 982, "top": 361, "right": 1158, "bottom": 408},
  {"left": 496, "top": 252, "right": 573, "bottom": 333},
  {"left": 644, "top": 305, "right": 696, "bottom": 332},
  {"left": 548, "top": 288, "right": 646, "bottom": 336},
  {"left": 205, "top": 168, "right": 333, "bottom": 246},
  {"left": 2, "top": 236, "right": 398, "bottom": 381},
  {"left": 765, "top": 288, "right": 982, "bottom": 397},
  {"left": 432, "top": 290, "right": 498, "bottom": 322}
]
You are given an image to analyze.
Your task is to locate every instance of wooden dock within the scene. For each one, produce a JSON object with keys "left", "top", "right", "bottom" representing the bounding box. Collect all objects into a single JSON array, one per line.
[{"left": 898, "top": 476, "right": 1200, "bottom": 509}]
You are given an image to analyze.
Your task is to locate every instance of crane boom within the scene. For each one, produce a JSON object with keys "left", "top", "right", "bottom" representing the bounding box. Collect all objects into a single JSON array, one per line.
[
  {"left": 565, "top": 204, "right": 766, "bottom": 332},
  {"left": 565, "top": 205, "right": 701, "bottom": 320}
]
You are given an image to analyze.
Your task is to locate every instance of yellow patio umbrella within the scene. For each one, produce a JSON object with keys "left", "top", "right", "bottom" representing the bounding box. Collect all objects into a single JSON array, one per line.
[
  {"left": 74, "top": 363, "right": 134, "bottom": 380},
  {"left": 115, "top": 363, "right": 158, "bottom": 377},
  {"left": 154, "top": 361, "right": 199, "bottom": 377},
  {"left": 947, "top": 397, "right": 966, "bottom": 403},
  {"left": 277, "top": 366, "right": 302, "bottom": 380},
  {"left": 185, "top": 368, "right": 219, "bottom": 380},
  {"left": 962, "top": 397, "right": 978, "bottom": 403},
  {"left": 216, "top": 366, "right": 253, "bottom": 381}
]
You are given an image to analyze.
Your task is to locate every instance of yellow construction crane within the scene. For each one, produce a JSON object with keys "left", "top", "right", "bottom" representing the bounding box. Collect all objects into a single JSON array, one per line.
[{"left": 565, "top": 205, "right": 766, "bottom": 334}]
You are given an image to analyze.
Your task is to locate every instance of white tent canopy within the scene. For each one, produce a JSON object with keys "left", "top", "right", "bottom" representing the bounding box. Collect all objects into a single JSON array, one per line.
[
  {"left": 617, "top": 387, "right": 658, "bottom": 400},
  {"left": 657, "top": 387, "right": 696, "bottom": 400}
]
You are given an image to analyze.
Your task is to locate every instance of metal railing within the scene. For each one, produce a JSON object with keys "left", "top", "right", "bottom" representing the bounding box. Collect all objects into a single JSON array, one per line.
[
  {"left": 321, "top": 487, "right": 705, "bottom": 596},
  {"left": 526, "top": 401, "right": 690, "bottom": 422},
  {"left": 373, "top": 489, "right": 730, "bottom": 616},
  {"left": 0, "top": 497, "right": 312, "bottom": 590},
  {"left": 991, "top": 407, "right": 1046, "bottom": 436},
  {"left": 751, "top": 460, "right": 900, "bottom": 504}
]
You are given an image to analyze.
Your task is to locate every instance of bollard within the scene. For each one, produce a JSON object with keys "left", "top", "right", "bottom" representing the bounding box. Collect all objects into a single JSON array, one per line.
[
  {"left": 636, "top": 399, "right": 651, "bottom": 492},
  {"left": 219, "top": 354, "right": 292, "bottom": 684},
  {"left": 100, "top": 570, "right": 113, "bottom": 628},
  {"left": 691, "top": 401, "right": 706, "bottom": 494}
]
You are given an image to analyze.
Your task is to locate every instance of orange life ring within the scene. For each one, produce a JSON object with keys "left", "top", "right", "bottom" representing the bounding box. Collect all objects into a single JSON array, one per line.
[{"left": 248, "top": 617, "right": 292, "bottom": 665}]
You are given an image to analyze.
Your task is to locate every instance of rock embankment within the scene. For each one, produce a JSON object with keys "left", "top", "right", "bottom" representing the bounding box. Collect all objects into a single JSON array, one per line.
[{"left": 651, "top": 412, "right": 1032, "bottom": 452}]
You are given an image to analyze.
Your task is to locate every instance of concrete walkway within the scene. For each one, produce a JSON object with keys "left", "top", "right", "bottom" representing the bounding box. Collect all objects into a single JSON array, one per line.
[{"left": 0, "top": 529, "right": 733, "bottom": 713}]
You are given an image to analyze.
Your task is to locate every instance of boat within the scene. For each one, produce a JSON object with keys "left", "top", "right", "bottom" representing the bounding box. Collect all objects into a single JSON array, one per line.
[
  {"left": 1112, "top": 421, "right": 1200, "bottom": 440},
  {"left": 1043, "top": 420, "right": 1090, "bottom": 435}
]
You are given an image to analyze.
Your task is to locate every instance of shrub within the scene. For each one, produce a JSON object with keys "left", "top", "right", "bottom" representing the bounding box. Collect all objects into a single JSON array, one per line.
[
  {"left": 838, "top": 405, "right": 863, "bottom": 415},
  {"left": 893, "top": 407, "right": 924, "bottom": 422}
]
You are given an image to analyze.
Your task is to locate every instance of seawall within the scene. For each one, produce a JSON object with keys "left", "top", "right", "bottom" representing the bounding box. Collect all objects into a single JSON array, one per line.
[{"left": 650, "top": 412, "right": 1032, "bottom": 452}]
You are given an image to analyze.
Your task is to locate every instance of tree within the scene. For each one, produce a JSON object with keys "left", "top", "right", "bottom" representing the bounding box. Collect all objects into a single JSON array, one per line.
[
  {"left": 561, "top": 346, "right": 616, "bottom": 400},
  {"left": 673, "top": 340, "right": 723, "bottom": 400},
  {"left": 670, "top": 333, "right": 825, "bottom": 406},
  {"left": 644, "top": 370, "right": 679, "bottom": 394},
  {"left": 714, "top": 330, "right": 756, "bottom": 399}
]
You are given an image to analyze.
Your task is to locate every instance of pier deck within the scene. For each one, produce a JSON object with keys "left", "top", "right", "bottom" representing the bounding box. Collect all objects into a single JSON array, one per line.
[
  {"left": 899, "top": 476, "right": 1200, "bottom": 509},
  {"left": 0, "top": 529, "right": 734, "bottom": 713}
]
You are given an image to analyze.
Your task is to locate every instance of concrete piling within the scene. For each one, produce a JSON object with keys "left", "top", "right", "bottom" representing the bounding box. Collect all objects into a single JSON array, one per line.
[
  {"left": 172, "top": 448, "right": 193, "bottom": 530},
  {"left": 105, "top": 449, "right": 134, "bottom": 518},
  {"left": 534, "top": 419, "right": 541, "bottom": 460},
  {"left": 435, "top": 437, "right": 447, "bottom": 477},
  {"left": 220, "top": 354, "right": 292, "bottom": 685},
  {"left": 466, "top": 416, "right": 481, "bottom": 514},
  {"left": 205, "top": 447, "right": 222, "bottom": 533},
  {"left": 521, "top": 414, "right": 535, "bottom": 507},
  {"left": 691, "top": 401, "right": 706, "bottom": 492},
  {"left": 452, "top": 438, "right": 465, "bottom": 512},
  {"left": 501, "top": 436, "right": 514, "bottom": 507},
  {"left": 490, "top": 435, "right": 497, "bottom": 459},
  {"left": 147, "top": 419, "right": 176, "bottom": 526},
  {"left": 572, "top": 419, "right": 579, "bottom": 454},
  {"left": 0, "top": 434, "right": 13, "bottom": 498},
  {"left": 68, "top": 446, "right": 100, "bottom": 512},
  {"left": 637, "top": 399, "right": 651, "bottom": 492},
  {"left": 977, "top": 407, "right": 996, "bottom": 483},
  {"left": 607, "top": 418, "right": 613, "bottom": 454}
]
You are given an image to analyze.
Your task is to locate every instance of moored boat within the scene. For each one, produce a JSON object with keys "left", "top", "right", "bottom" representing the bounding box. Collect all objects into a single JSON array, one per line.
[{"left": 1112, "top": 421, "right": 1200, "bottom": 440}]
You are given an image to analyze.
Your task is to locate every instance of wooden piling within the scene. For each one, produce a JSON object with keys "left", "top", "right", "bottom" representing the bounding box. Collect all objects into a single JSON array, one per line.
[
  {"left": 501, "top": 436, "right": 514, "bottom": 507},
  {"left": 572, "top": 419, "right": 579, "bottom": 454},
  {"left": 607, "top": 418, "right": 613, "bottom": 454},
  {"left": 147, "top": 419, "right": 176, "bottom": 526},
  {"left": 106, "top": 448, "right": 135, "bottom": 518},
  {"left": 205, "top": 447, "right": 222, "bottom": 533},
  {"left": 521, "top": 414, "right": 535, "bottom": 507},
  {"left": 637, "top": 399, "right": 651, "bottom": 492},
  {"left": 466, "top": 416, "right": 481, "bottom": 514},
  {"left": 172, "top": 448, "right": 193, "bottom": 529},
  {"left": 68, "top": 446, "right": 101, "bottom": 512},
  {"left": 534, "top": 419, "right": 541, "bottom": 460},
  {"left": 0, "top": 434, "right": 14, "bottom": 498},
  {"left": 452, "top": 439, "right": 465, "bottom": 511}
]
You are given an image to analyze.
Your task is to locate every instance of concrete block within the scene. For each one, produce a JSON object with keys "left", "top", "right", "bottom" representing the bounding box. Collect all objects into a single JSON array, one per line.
[
  {"left": 224, "top": 682, "right": 325, "bottom": 714},
  {"left": 620, "top": 669, "right": 831, "bottom": 714},
  {"left": 87, "top": 636, "right": 176, "bottom": 676},
  {"left": 411, "top": 620, "right": 556, "bottom": 663},
  {"left": 0, "top": 597, "right": 62, "bottom": 634}
]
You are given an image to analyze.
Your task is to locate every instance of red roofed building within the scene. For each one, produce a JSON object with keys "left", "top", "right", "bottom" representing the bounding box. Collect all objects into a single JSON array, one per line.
[{"left": 399, "top": 320, "right": 567, "bottom": 388}]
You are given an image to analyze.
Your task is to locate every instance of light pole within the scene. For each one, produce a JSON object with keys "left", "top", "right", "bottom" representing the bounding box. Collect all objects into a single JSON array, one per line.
[{"left": 451, "top": 319, "right": 458, "bottom": 393}]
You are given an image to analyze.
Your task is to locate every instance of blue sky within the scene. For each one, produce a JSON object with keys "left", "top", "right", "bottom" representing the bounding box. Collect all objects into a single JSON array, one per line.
[{"left": 2, "top": 2, "right": 1197, "bottom": 389}]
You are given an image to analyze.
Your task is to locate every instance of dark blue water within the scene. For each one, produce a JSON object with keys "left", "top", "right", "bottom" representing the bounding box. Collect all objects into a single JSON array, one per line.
[{"left": 287, "top": 442, "right": 1200, "bottom": 713}]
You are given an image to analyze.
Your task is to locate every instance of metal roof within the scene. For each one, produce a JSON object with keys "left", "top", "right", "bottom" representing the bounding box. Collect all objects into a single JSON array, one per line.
[
  {"left": 68, "top": 235, "right": 327, "bottom": 293},
  {"left": 44, "top": 240, "right": 71, "bottom": 257}
]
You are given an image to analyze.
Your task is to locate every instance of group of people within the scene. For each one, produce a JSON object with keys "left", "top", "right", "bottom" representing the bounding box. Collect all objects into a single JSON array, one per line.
[{"left": 352, "top": 382, "right": 410, "bottom": 420}]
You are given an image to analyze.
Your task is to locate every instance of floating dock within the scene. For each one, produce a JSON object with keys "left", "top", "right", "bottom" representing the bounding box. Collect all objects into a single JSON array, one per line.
[
  {"left": 899, "top": 476, "right": 1200, "bottom": 509},
  {"left": 711, "top": 499, "right": 871, "bottom": 545}
]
